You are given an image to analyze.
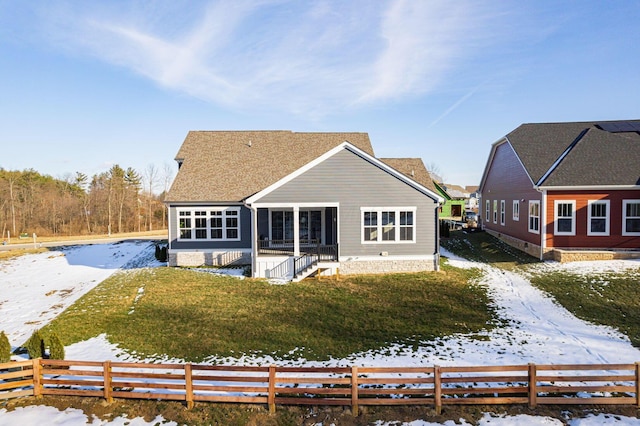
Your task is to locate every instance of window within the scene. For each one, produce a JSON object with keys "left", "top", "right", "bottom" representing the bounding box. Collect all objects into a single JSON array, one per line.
[
  {"left": 500, "top": 200, "right": 505, "bottom": 226},
  {"left": 362, "top": 207, "right": 415, "bottom": 243},
  {"left": 554, "top": 200, "right": 576, "bottom": 235},
  {"left": 587, "top": 200, "right": 609, "bottom": 236},
  {"left": 513, "top": 200, "right": 520, "bottom": 221},
  {"left": 623, "top": 200, "right": 640, "bottom": 236},
  {"left": 363, "top": 211, "right": 378, "bottom": 241},
  {"left": 485, "top": 200, "right": 490, "bottom": 223},
  {"left": 528, "top": 201, "right": 540, "bottom": 234},
  {"left": 177, "top": 207, "right": 241, "bottom": 241},
  {"left": 179, "top": 211, "right": 192, "bottom": 239},
  {"left": 493, "top": 200, "right": 498, "bottom": 224}
]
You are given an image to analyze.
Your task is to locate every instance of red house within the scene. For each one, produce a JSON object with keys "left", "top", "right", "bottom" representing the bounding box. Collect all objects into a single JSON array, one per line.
[{"left": 478, "top": 120, "right": 640, "bottom": 261}]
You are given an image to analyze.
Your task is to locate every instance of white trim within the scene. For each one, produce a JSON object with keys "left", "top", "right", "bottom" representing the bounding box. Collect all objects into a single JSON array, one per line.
[
  {"left": 360, "top": 206, "right": 417, "bottom": 244},
  {"left": 512, "top": 200, "right": 520, "bottom": 221},
  {"left": 245, "top": 142, "right": 444, "bottom": 205},
  {"left": 250, "top": 202, "right": 339, "bottom": 208},
  {"left": 528, "top": 200, "right": 541, "bottom": 234},
  {"left": 339, "top": 254, "right": 435, "bottom": 261},
  {"left": 485, "top": 200, "right": 490, "bottom": 224},
  {"left": 587, "top": 199, "right": 610, "bottom": 236},
  {"left": 492, "top": 200, "right": 498, "bottom": 224},
  {"left": 553, "top": 200, "right": 576, "bottom": 236},
  {"left": 500, "top": 200, "right": 506, "bottom": 226},
  {"left": 538, "top": 185, "right": 640, "bottom": 191},
  {"left": 622, "top": 199, "right": 640, "bottom": 236},
  {"left": 176, "top": 206, "right": 241, "bottom": 241}
]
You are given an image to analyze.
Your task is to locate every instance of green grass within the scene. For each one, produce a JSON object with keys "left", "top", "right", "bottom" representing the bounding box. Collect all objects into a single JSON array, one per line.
[
  {"left": 442, "top": 229, "right": 640, "bottom": 347},
  {"left": 44, "top": 263, "right": 495, "bottom": 362},
  {"left": 441, "top": 229, "right": 539, "bottom": 269},
  {"left": 523, "top": 268, "right": 640, "bottom": 347}
]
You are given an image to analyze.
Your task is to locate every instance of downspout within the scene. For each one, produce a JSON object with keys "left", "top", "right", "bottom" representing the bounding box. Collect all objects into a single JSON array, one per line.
[
  {"left": 246, "top": 202, "right": 258, "bottom": 278},
  {"left": 435, "top": 203, "right": 441, "bottom": 271},
  {"left": 533, "top": 186, "right": 546, "bottom": 260}
]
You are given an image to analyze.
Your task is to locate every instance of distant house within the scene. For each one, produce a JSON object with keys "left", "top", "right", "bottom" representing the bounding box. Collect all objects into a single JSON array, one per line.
[
  {"left": 432, "top": 182, "right": 467, "bottom": 220},
  {"left": 479, "top": 120, "right": 640, "bottom": 261},
  {"left": 164, "top": 131, "right": 443, "bottom": 280},
  {"left": 465, "top": 186, "right": 480, "bottom": 212}
]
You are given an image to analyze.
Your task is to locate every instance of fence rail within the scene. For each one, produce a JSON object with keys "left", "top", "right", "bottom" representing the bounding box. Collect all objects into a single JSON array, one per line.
[{"left": 2, "top": 359, "right": 639, "bottom": 415}]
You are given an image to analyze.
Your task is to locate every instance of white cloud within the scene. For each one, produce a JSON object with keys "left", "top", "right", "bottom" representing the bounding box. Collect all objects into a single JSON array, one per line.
[{"left": 31, "top": 0, "right": 494, "bottom": 117}]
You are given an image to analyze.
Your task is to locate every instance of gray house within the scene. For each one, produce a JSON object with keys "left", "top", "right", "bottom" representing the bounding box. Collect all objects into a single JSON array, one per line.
[{"left": 165, "top": 131, "right": 443, "bottom": 280}]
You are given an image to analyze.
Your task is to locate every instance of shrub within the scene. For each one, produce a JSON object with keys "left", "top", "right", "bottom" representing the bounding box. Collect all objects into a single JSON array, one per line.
[
  {"left": 0, "top": 331, "right": 11, "bottom": 363},
  {"left": 25, "top": 329, "right": 45, "bottom": 359},
  {"left": 48, "top": 333, "right": 65, "bottom": 360},
  {"left": 155, "top": 244, "right": 168, "bottom": 262}
]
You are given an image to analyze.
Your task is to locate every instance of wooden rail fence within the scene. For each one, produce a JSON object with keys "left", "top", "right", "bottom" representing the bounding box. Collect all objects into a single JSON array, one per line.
[{"left": 2, "top": 359, "right": 639, "bottom": 415}]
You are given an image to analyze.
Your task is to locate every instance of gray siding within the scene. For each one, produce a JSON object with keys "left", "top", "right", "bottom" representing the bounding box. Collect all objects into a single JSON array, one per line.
[
  {"left": 255, "top": 149, "right": 439, "bottom": 257},
  {"left": 168, "top": 204, "right": 252, "bottom": 250}
]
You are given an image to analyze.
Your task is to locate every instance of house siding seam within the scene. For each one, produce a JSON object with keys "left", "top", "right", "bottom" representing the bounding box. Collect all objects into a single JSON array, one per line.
[{"left": 253, "top": 149, "right": 438, "bottom": 257}]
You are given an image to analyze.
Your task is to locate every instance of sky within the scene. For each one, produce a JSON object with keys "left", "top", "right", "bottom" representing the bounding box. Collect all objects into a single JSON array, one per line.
[
  {"left": 0, "top": 1, "right": 638, "bottom": 187},
  {"left": 2, "top": 242, "right": 640, "bottom": 424}
]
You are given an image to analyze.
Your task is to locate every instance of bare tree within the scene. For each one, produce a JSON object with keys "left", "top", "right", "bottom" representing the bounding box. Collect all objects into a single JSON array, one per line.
[{"left": 144, "top": 164, "right": 158, "bottom": 231}]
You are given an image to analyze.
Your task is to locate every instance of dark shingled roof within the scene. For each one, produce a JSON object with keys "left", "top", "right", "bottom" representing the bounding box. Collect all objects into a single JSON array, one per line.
[
  {"left": 378, "top": 157, "right": 439, "bottom": 195},
  {"left": 505, "top": 120, "right": 640, "bottom": 187},
  {"left": 166, "top": 131, "right": 375, "bottom": 202}
]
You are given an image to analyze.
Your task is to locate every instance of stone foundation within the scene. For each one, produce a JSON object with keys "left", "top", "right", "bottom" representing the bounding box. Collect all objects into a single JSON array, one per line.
[
  {"left": 552, "top": 249, "right": 640, "bottom": 263},
  {"left": 338, "top": 257, "right": 437, "bottom": 275},
  {"left": 168, "top": 250, "right": 250, "bottom": 267},
  {"left": 485, "top": 229, "right": 542, "bottom": 259}
]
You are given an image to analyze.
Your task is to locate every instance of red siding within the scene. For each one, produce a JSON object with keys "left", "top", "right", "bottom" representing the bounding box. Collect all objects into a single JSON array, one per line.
[
  {"left": 481, "top": 142, "right": 541, "bottom": 245},
  {"left": 545, "top": 190, "right": 640, "bottom": 249}
]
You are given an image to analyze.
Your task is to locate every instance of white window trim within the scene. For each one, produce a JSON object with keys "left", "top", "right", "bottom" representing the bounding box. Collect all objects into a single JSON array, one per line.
[
  {"left": 360, "top": 207, "right": 417, "bottom": 244},
  {"left": 554, "top": 200, "right": 576, "bottom": 236},
  {"left": 512, "top": 200, "right": 520, "bottom": 221},
  {"left": 528, "top": 200, "right": 540, "bottom": 234},
  {"left": 587, "top": 199, "right": 610, "bottom": 236},
  {"left": 500, "top": 200, "right": 506, "bottom": 226},
  {"left": 622, "top": 199, "right": 640, "bottom": 236},
  {"left": 177, "top": 207, "right": 241, "bottom": 241},
  {"left": 485, "top": 200, "right": 490, "bottom": 224},
  {"left": 493, "top": 200, "right": 498, "bottom": 224}
]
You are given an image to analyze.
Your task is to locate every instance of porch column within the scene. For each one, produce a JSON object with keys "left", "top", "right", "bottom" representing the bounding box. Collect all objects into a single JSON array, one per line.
[{"left": 293, "top": 206, "right": 300, "bottom": 256}]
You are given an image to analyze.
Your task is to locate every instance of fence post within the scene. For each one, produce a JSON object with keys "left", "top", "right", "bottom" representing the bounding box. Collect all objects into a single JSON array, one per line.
[
  {"left": 32, "top": 358, "right": 42, "bottom": 398},
  {"left": 351, "top": 366, "right": 359, "bottom": 417},
  {"left": 268, "top": 365, "right": 276, "bottom": 414},
  {"left": 103, "top": 360, "right": 113, "bottom": 404},
  {"left": 636, "top": 362, "right": 640, "bottom": 408},
  {"left": 185, "top": 363, "right": 194, "bottom": 409},
  {"left": 528, "top": 363, "right": 537, "bottom": 409},
  {"left": 434, "top": 365, "right": 442, "bottom": 415}
]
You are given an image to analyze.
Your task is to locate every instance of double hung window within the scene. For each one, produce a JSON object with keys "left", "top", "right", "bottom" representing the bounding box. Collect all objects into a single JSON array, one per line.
[
  {"left": 623, "top": 200, "right": 640, "bottom": 236},
  {"left": 362, "top": 207, "right": 415, "bottom": 243},
  {"left": 587, "top": 200, "right": 609, "bottom": 236},
  {"left": 554, "top": 201, "right": 576, "bottom": 235},
  {"left": 528, "top": 201, "right": 540, "bottom": 233}
]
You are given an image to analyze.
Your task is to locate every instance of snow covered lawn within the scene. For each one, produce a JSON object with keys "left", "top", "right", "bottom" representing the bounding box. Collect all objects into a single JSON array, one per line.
[{"left": 1, "top": 242, "right": 640, "bottom": 425}]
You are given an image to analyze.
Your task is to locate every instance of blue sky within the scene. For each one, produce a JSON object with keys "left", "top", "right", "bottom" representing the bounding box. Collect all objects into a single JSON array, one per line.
[{"left": 0, "top": 1, "right": 638, "bottom": 187}]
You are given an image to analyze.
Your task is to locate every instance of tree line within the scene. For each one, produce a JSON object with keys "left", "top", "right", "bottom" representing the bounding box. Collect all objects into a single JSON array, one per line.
[{"left": 0, "top": 164, "right": 174, "bottom": 239}]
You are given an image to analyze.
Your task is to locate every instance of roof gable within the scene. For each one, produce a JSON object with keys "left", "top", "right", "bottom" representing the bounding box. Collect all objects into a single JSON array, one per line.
[
  {"left": 378, "top": 157, "right": 439, "bottom": 195},
  {"left": 248, "top": 145, "right": 443, "bottom": 204},
  {"left": 503, "top": 120, "right": 640, "bottom": 188},
  {"left": 166, "top": 131, "right": 374, "bottom": 202}
]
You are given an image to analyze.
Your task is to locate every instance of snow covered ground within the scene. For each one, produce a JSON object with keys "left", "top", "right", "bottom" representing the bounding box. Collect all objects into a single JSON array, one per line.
[{"left": 1, "top": 242, "right": 640, "bottom": 425}]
